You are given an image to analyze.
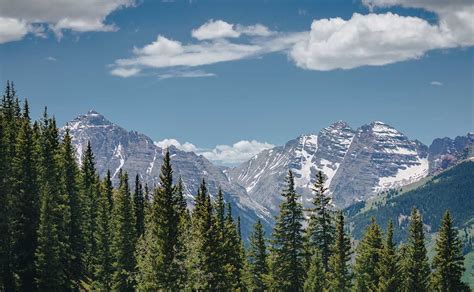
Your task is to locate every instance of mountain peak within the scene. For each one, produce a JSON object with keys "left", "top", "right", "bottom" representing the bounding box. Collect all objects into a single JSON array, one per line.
[{"left": 65, "top": 110, "right": 113, "bottom": 130}]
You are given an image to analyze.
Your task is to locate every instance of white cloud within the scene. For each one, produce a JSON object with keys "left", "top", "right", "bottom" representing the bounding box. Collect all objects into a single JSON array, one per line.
[
  {"left": 290, "top": 12, "right": 453, "bottom": 71},
  {"left": 0, "top": 17, "right": 29, "bottom": 44},
  {"left": 0, "top": 0, "right": 135, "bottom": 43},
  {"left": 45, "top": 56, "right": 57, "bottom": 61},
  {"left": 155, "top": 139, "right": 199, "bottom": 152},
  {"left": 110, "top": 67, "right": 140, "bottom": 77},
  {"left": 154, "top": 138, "right": 275, "bottom": 165},
  {"left": 158, "top": 69, "right": 216, "bottom": 80},
  {"left": 430, "top": 81, "right": 443, "bottom": 86},
  {"left": 191, "top": 19, "right": 273, "bottom": 40},
  {"left": 200, "top": 140, "right": 275, "bottom": 165},
  {"left": 112, "top": 1, "right": 473, "bottom": 76}
]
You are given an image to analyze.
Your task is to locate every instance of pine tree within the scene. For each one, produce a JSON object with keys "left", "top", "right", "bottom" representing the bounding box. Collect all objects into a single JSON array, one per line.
[
  {"left": 354, "top": 217, "right": 383, "bottom": 291},
  {"left": 306, "top": 170, "right": 334, "bottom": 271},
  {"left": 59, "top": 128, "right": 84, "bottom": 285},
  {"left": 431, "top": 211, "right": 468, "bottom": 291},
  {"left": 133, "top": 174, "right": 145, "bottom": 238},
  {"left": 326, "top": 211, "right": 352, "bottom": 292},
  {"left": 173, "top": 177, "right": 189, "bottom": 287},
  {"left": 111, "top": 171, "right": 136, "bottom": 291},
  {"left": 35, "top": 112, "right": 71, "bottom": 290},
  {"left": 10, "top": 100, "right": 39, "bottom": 290},
  {"left": 270, "top": 170, "right": 306, "bottom": 291},
  {"left": 222, "top": 204, "right": 244, "bottom": 289},
  {"left": 377, "top": 221, "right": 400, "bottom": 292},
  {"left": 80, "top": 141, "right": 99, "bottom": 277},
  {"left": 248, "top": 219, "right": 268, "bottom": 291},
  {"left": 403, "top": 208, "right": 430, "bottom": 292},
  {"left": 137, "top": 150, "right": 184, "bottom": 290},
  {"left": 93, "top": 174, "right": 114, "bottom": 290},
  {"left": 304, "top": 250, "right": 325, "bottom": 292},
  {"left": 188, "top": 180, "right": 221, "bottom": 290}
]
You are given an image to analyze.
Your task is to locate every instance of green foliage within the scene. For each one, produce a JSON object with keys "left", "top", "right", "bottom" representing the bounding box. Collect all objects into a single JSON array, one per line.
[
  {"left": 248, "top": 219, "right": 269, "bottom": 291},
  {"left": 326, "top": 211, "right": 352, "bottom": 292},
  {"left": 304, "top": 250, "right": 326, "bottom": 292},
  {"left": 270, "top": 170, "right": 306, "bottom": 291},
  {"left": 376, "top": 221, "right": 401, "bottom": 292},
  {"left": 402, "top": 208, "right": 431, "bottom": 292},
  {"left": 111, "top": 171, "right": 136, "bottom": 291},
  {"left": 307, "top": 171, "right": 334, "bottom": 271},
  {"left": 354, "top": 217, "right": 383, "bottom": 291},
  {"left": 133, "top": 174, "right": 145, "bottom": 238},
  {"left": 431, "top": 211, "right": 469, "bottom": 291}
]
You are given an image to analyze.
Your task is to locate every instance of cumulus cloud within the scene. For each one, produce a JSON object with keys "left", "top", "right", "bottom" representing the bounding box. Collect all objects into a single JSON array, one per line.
[
  {"left": 199, "top": 140, "right": 275, "bottom": 165},
  {"left": 154, "top": 138, "right": 275, "bottom": 165},
  {"left": 154, "top": 139, "right": 199, "bottom": 153},
  {"left": 110, "top": 67, "right": 140, "bottom": 77},
  {"left": 112, "top": 2, "right": 473, "bottom": 76},
  {"left": 289, "top": 13, "right": 452, "bottom": 71},
  {"left": 191, "top": 19, "right": 273, "bottom": 40},
  {"left": 0, "top": 0, "right": 135, "bottom": 43},
  {"left": 0, "top": 17, "right": 29, "bottom": 44}
]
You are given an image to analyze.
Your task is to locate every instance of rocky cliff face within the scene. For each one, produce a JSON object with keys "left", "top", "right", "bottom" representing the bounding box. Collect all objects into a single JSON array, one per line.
[
  {"left": 62, "top": 111, "right": 272, "bottom": 237},
  {"left": 428, "top": 133, "right": 474, "bottom": 172}
]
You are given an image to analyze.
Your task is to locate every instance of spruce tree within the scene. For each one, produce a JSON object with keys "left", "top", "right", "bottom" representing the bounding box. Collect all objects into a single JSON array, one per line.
[
  {"left": 431, "top": 211, "right": 468, "bottom": 291},
  {"left": 248, "top": 219, "right": 269, "bottom": 291},
  {"left": 94, "top": 174, "right": 114, "bottom": 290},
  {"left": 326, "top": 211, "right": 352, "bottom": 291},
  {"left": 80, "top": 141, "right": 99, "bottom": 277},
  {"left": 111, "top": 171, "right": 136, "bottom": 291},
  {"left": 173, "top": 177, "right": 189, "bottom": 287},
  {"left": 60, "top": 128, "right": 84, "bottom": 285},
  {"left": 270, "top": 170, "right": 305, "bottom": 291},
  {"left": 189, "top": 180, "right": 221, "bottom": 290},
  {"left": 403, "top": 208, "right": 430, "bottom": 292},
  {"left": 354, "top": 217, "right": 383, "bottom": 291},
  {"left": 133, "top": 174, "right": 145, "bottom": 238},
  {"left": 377, "top": 221, "right": 400, "bottom": 292},
  {"left": 10, "top": 100, "right": 39, "bottom": 290},
  {"left": 137, "top": 150, "right": 184, "bottom": 290},
  {"left": 222, "top": 204, "right": 244, "bottom": 289},
  {"left": 35, "top": 113, "right": 71, "bottom": 290},
  {"left": 304, "top": 250, "right": 325, "bottom": 292},
  {"left": 306, "top": 170, "right": 334, "bottom": 270}
]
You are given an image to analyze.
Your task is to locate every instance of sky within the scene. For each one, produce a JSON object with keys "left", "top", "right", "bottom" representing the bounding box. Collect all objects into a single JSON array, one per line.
[{"left": 0, "top": 0, "right": 473, "bottom": 165}]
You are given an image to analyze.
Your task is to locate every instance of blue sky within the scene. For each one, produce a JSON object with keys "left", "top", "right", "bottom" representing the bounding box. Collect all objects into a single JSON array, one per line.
[{"left": 0, "top": 0, "right": 472, "bottom": 164}]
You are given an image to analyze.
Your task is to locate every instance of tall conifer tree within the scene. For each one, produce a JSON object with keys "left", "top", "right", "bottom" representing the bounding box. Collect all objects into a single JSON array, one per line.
[
  {"left": 326, "top": 211, "right": 352, "bottom": 291},
  {"left": 270, "top": 170, "right": 305, "bottom": 291},
  {"left": 431, "top": 211, "right": 468, "bottom": 291},
  {"left": 377, "top": 221, "right": 400, "bottom": 292},
  {"left": 248, "top": 219, "right": 268, "bottom": 291},
  {"left": 133, "top": 174, "right": 145, "bottom": 238}
]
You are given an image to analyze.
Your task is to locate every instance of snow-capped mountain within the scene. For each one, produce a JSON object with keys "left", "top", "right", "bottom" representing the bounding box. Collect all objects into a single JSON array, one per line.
[
  {"left": 62, "top": 110, "right": 273, "bottom": 237},
  {"left": 63, "top": 110, "right": 473, "bottom": 221},
  {"left": 227, "top": 121, "right": 432, "bottom": 211}
]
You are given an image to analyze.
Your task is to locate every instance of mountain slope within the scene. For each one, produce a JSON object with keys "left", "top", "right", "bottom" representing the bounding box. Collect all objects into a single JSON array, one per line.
[
  {"left": 228, "top": 121, "right": 431, "bottom": 212},
  {"left": 62, "top": 110, "right": 272, "bottom": 238}
]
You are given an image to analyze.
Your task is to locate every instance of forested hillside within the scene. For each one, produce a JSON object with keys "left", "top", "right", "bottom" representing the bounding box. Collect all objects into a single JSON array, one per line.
[{"left": 1, "top": 82, "right": 470, "bottom": 291}]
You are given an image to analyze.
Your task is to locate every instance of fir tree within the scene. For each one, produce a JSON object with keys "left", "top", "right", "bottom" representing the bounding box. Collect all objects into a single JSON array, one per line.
[
  {"left": 80, "top": 141, "right": 99, "bottom": 277},
  {"left": 306, "top": 170, "right": 334, "bottom": 271},
  {"left": 354, "top": 217, "right": 383, "bottom": 291},
  {"left": 35, "top": 112, "right": 71, "bottom": 290},
  {"left": 431, "top": 211, "right": 468, "bottom": 291},
  {"left": 93, "top": 174, "right": 114, "bottom": 290},
  {"left": 111, "top": 171, "right": 136, "bottom": 291},
  {"left": 270, "top": 170, "right": 305, "bottom": 291},
  {"left": 10, "top": 100, "right": 39, "bottom": 290},
  {"left": 304, "top": 250, "right": 326, "bottom": 292},
  {"left": 173, "top": 177, "right": 189, "bottom": 288},
  {"left": 403, "top": 208, "right": 430, "bottom": 292},
  {"left": 377, "top": 221, "right": 400, "bottom": 292},
  {"left": 222, "top": 204, "right": 244, "bottom": 289},
  {"left": 60, "top": 128, "right": 83, "bottom": 286},
  {"left": 248, "top": 219, "right": 269, "bottom": 291},
  {"left": 136, "top": 150, "right": 184, "bottom": 290},
  {"left": 189, "top": 179, "right": 221, "bottom": 290},
  {"left": 326, "top": 211, "right": 352, "bottom": 292},
  {"left": 133, "top": 174, "right": 145, "bottom": 238}
]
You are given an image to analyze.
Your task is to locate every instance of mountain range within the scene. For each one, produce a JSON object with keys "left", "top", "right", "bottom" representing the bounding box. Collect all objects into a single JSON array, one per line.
[{"left": 62, "top": 110, "right": 473, "bottom": 234}]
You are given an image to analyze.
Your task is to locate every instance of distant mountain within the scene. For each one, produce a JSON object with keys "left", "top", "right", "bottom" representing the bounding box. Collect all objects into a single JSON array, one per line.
[
  {"left": 63, "top": 110, "right": 473, "bottom": 224},
  {"left": 62, "top": 110, "right": 273, "bottom": 238},
  {"left": 228, "top": 121, "right": 434, "bottom": 211}
]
